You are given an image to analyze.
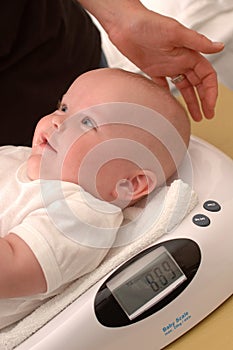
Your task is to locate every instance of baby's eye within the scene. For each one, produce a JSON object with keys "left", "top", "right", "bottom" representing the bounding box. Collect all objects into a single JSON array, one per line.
[
  {"left": 57, "top": 100, "right": 68, "bottom": 113},
  {"left": 81, "top": 116, "right": 97, "bottom": 130},
  {"left": 60, "top": 104, "right": 68, "bottom": 112}
]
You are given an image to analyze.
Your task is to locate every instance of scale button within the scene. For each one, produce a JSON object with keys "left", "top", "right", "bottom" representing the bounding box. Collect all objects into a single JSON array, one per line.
[
  {"left": 192, "top": 214, "right": 210, "bottom": 227},
  {"left": 203, "top": 200, "right": 221, "bottom": 212}
]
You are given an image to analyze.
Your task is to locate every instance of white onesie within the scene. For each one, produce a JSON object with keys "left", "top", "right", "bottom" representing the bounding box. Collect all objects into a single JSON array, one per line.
[{"left": 0, "top": 146, "right": 123, "bottom": 329}]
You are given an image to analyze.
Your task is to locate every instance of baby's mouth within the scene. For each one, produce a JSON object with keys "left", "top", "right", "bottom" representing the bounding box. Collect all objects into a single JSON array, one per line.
[
  {"left": 44, "top": 140, "right": 56, "bottom": 152},
  {"left": 34, "top": 134, "right": 57, "bottom": 153}
]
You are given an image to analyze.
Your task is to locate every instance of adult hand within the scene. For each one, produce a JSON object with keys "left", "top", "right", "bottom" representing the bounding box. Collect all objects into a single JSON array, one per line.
[{"left": 79, "top": 0, "right": 224, "bottom": 121}]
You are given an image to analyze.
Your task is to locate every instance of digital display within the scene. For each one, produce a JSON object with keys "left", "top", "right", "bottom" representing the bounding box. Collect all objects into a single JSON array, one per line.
[{"left": 106, "top": 246, "right": 187, "bottom": 320}]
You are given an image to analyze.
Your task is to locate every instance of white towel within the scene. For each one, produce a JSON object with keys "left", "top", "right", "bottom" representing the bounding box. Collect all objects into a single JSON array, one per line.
[{"left": 0, "top": 179, "right": 198, "bottom": 350}]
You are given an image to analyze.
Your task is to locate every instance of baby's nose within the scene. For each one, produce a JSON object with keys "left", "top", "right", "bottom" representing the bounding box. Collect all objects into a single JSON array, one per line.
[{"left": 52, "top": 115, "right": 64, "bottom": 130}]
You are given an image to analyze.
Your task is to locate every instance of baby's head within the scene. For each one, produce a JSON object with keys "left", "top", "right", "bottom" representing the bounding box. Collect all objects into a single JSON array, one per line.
[{"left": 27, "top": 68, "right": 190, "bottom": 208}]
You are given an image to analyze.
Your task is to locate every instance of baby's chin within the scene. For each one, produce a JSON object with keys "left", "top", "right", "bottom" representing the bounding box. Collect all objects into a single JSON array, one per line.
[{"left": 26, "top": 155, "right": 41, "bottom": 181}]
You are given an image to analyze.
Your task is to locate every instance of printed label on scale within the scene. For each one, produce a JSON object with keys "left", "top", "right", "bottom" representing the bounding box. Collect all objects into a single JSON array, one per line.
[{"left": 162, "top": 311, "right": 192, "bottom": 336}]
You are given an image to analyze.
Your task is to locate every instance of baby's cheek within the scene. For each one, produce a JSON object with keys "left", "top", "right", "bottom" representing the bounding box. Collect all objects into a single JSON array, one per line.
[
  {"left": 61, "top": 157, "right": 80, "bottom": 185},
  {"left": 95, "top": 161, "right": 120, "bottom": 202}
]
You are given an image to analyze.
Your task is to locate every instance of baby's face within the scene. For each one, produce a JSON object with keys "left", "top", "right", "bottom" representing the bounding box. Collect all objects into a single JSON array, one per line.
[
  {"left": 27, "top": 68, "right": 188, "bottom": 205},
  {"left": 27, "top": 71, "right": 142, "bottom": 203}
]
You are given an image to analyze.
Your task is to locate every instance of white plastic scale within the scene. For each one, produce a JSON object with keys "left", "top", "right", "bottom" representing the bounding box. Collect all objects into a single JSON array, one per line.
[{"left": 16, "top": 136, "right": 233, "bottom": 350}]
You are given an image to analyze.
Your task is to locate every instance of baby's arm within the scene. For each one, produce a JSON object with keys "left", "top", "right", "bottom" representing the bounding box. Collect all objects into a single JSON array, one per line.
[{"left": 0, "top": 234, "right": 47, "bottom": 298}]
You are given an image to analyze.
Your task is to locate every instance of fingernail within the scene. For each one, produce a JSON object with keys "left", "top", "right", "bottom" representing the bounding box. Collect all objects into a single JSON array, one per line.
[{"left": 212, "top": 41, "right": 224, "bottom": 47}]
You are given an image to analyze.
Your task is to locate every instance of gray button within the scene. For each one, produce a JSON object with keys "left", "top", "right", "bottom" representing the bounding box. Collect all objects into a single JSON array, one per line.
[
  {"left": 203, "top": 200, "right": 221, "bottom": 212},
  {"left": 192, "top": 214, "right": 210, "bottom": 227}
]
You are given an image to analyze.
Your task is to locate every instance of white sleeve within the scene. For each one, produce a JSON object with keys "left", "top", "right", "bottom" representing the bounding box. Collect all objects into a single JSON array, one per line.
[{"left": 11, "top": 193, "right": 123, "bottom": 294}]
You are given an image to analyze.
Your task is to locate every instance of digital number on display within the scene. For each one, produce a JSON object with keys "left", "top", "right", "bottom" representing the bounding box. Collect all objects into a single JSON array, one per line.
[{"left": 107, "top": 246, "right": 187, "bottom": 320}]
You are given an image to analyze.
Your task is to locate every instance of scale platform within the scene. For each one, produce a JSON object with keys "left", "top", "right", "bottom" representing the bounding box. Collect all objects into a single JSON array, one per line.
[{"left": 15, "top": 136, "right": 233, "bottom": 350}]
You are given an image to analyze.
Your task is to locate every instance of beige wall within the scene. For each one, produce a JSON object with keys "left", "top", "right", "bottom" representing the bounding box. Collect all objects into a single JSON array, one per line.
[{"left": 189, "top": 84, "right": 233, "bottom": 159}]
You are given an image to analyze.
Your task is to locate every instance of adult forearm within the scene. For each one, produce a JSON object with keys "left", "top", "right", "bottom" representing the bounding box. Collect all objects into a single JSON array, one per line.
[{"left": 78, "top": 0, "right": 146, "bottom": 33}]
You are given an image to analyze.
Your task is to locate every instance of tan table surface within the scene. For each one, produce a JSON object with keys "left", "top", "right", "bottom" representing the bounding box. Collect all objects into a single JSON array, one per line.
[{"left": 164, "top": 84, "right": 233, "bottom": 350}]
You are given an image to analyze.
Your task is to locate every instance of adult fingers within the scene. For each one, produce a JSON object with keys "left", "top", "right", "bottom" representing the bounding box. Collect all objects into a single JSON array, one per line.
[
  {"left": 171, "top": 21, "right": 224, "bottom": 54},
  {"left": 171, "top": 52, "right": 218, "bottom": 121},
  {"left": 174, "top": 78, "right": 202, "bottom": 122}
]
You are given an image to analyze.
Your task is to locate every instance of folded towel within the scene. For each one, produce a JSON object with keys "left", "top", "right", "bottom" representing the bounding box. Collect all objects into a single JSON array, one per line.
[{"left": 0, "top": 179, "right": 198, "bottom": 350}]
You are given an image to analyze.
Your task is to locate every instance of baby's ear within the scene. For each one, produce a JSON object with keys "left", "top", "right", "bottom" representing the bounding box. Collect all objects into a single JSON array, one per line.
[
  {"left": 129, "top": 170, "right": 157, "bottom": 201},
  {"left": 114, "top": 170, "right": 157, "bottom": 205}
]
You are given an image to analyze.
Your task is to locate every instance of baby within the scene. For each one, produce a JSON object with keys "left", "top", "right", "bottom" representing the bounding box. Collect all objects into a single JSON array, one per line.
[{"left": 0, "top": 68, "right": 190, "bottom": 329}]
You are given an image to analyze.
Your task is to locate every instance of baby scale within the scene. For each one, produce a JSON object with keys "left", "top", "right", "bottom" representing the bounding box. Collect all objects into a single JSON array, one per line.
[{"left": 16, "top": 136, "right": 233, "bottom": 350}]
